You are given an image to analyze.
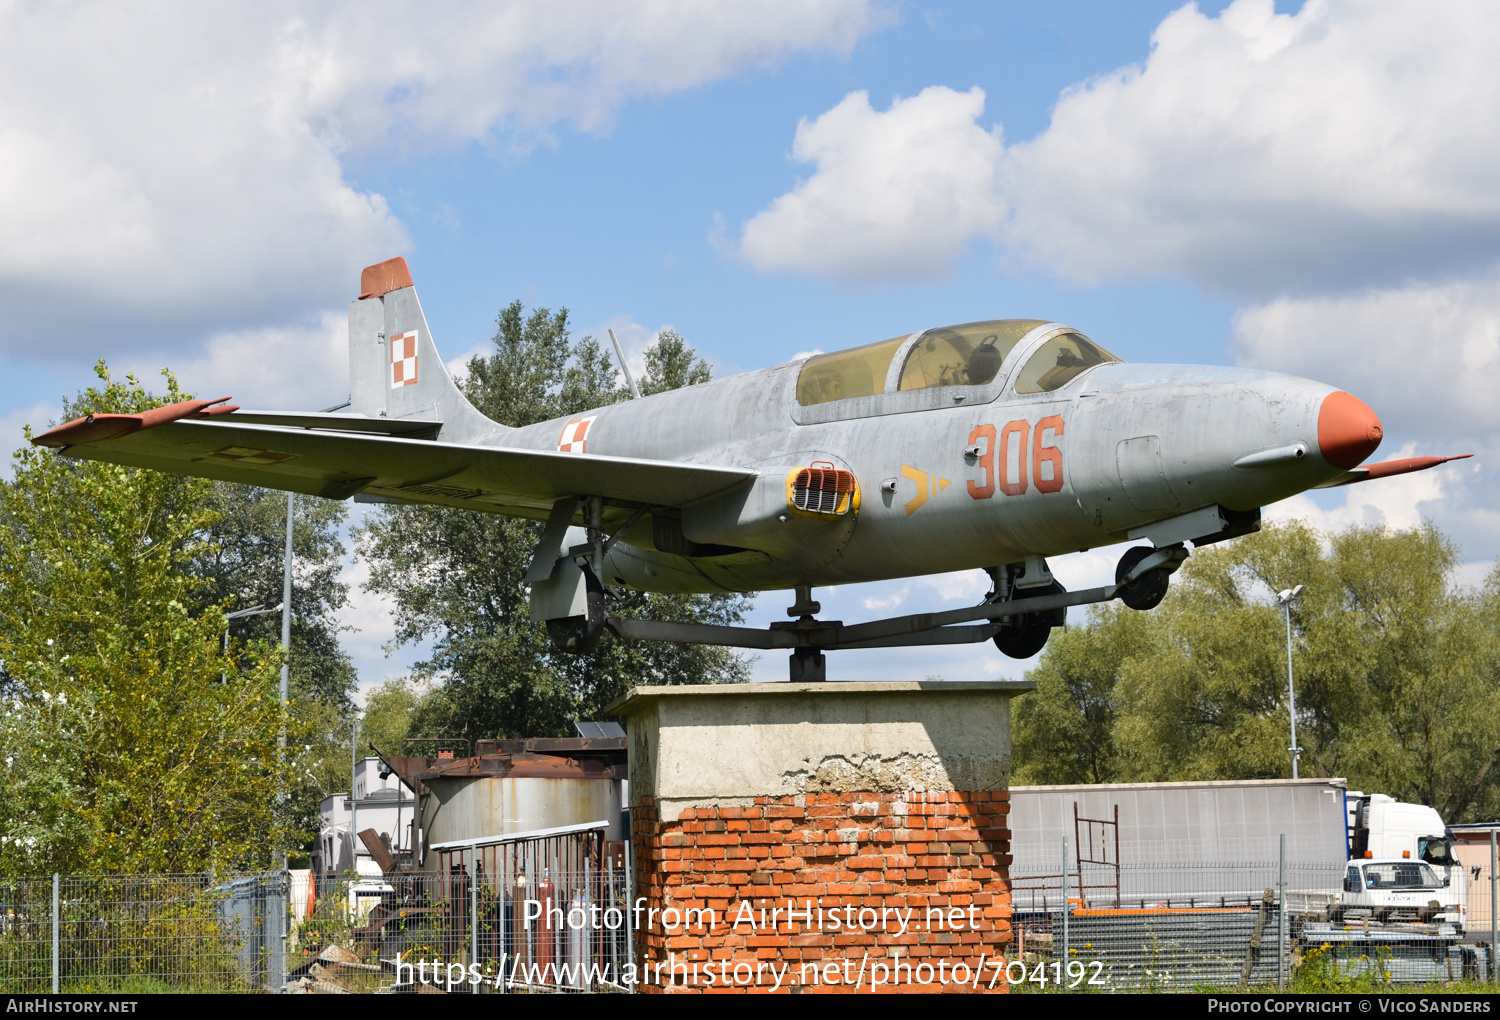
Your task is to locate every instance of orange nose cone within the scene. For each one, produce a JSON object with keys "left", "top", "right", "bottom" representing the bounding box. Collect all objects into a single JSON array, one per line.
[{"left": 1318, "top": 391, "right": 1383, "bottom": 469}]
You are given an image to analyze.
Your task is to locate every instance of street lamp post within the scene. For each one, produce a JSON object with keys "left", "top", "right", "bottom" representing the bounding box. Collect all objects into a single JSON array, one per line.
[
  {"left": 1275, "top": 585, "right": 1305, "bottom": 780},
  {"left": 276, "top": 493, "right": 294, "bottom": 993},
  {"left": 350, "top": 717, "right": 360, "bottom": 867},
  {"left": 220, "top": 603, "right": 283, "bottom": 681}
]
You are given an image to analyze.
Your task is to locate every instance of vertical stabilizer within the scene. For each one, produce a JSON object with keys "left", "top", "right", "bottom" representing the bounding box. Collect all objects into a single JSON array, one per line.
[{"left": 348, "top": 257, "right": 501, "bottom": 443}]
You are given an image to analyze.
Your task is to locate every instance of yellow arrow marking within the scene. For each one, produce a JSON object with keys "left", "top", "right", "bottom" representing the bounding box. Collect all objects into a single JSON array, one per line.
[
  {"left": 902, "top": 464, "right": 928, "bottom": 516},
  {"left": 902, "top": 468, "right": 952, "bottom": 515}
]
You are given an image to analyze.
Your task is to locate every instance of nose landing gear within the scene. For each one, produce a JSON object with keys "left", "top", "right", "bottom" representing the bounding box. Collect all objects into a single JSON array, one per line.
[{"left": 1114, "top": 544, "right": 1188, "bottom": 611}]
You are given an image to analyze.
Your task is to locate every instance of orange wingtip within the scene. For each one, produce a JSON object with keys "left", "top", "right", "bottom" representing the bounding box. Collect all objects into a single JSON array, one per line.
[
  {"left": 359, "top": 256, "right": 414, "bottom": 300},
  {"left": 33, "top": 397, "right": 233, "bottom": 449},
  {"left": 1362, "top": 453, "right": 1472, "bottom": 480}
]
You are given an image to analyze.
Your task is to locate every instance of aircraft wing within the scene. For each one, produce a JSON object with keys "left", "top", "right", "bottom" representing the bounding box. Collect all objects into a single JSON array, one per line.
[{"left": 38, "top": 415, "right": 754, "bottom": 519}]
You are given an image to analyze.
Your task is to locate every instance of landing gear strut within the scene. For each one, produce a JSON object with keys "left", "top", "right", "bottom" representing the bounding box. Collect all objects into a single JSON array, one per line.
[
  {"left": 785, "top": 586, "right": 828, "bottom": 681},
  {"left": 542, "top": 495, "right": 609, "bottom": 653},
  {"left": 988, "top": 560, "right": 1067, "bottom": 660},
  {"left": 544, "top": 562, "right": 606, "bottom": 652}
]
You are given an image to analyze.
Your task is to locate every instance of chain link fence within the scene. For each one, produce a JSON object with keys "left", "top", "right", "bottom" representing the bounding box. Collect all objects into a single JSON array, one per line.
[
  {"left": 0, "top": 863, "right": 630, "bottom": 993},
  {"left": 3, "top": 853, "right": 1494, "bottom": 992}
]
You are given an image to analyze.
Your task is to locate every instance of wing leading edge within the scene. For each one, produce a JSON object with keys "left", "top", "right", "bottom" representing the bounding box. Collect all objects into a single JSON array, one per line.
[{"left": 38, "top": 416, "right": 754, "bottom": 519}]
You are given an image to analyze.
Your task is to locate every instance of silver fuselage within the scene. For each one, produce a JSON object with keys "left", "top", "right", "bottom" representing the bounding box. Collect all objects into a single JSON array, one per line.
[{"left": 492, "top": 331, "right": 1343, "bottom": 595}]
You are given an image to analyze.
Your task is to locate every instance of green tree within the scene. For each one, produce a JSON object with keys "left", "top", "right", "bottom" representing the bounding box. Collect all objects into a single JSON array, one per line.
[
  {"left": 1011, "top": 521, "right": 1500, "bottom": 821},
  {"left": 360, "top": 678, "right": 425, "bottom": 757},
  {"left": 191, "top": 484, "right": 357, "bottom": 707},
  {"left": 358, "top": 304, "right": 752, "bottom": 742},
  {"left": 187, "top": 484, "right": 361, "bottom": 859},
  {"left": 0, "top": 365, "right": 304, "bottom": 873},
  {"left": 1011, "top": 606, "right": 1156, "bottom": 785}
]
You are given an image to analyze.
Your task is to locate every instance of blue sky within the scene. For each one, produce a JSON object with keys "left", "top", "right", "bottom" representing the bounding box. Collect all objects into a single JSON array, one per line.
[{"left": 3, "top": 1, "right": 1496, "bottom": 690}]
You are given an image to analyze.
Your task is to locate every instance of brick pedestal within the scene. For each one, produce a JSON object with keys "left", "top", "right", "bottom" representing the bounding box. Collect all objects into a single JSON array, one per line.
[{"left": 608, "top": 680, "right": 1032, "bottom": 994}]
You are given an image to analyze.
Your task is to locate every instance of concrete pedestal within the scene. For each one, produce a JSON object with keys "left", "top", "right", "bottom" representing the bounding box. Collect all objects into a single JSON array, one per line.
[{"left": 608, "top": 680, "right": 1032, "bottom": 994}]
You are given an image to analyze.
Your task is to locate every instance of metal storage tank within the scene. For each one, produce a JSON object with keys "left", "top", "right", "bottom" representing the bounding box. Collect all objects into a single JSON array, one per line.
[{"left": 379, "top": 738, "right": 626, "bottom": 870}]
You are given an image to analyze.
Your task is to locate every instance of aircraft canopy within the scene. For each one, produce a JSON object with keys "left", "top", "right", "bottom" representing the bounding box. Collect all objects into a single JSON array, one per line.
[
  {"left": 796, "top": 319, "right": 1119, "bottom": 407},
  {"left": 1014, "top": 332, "right": 1121, "bottom": 394}
]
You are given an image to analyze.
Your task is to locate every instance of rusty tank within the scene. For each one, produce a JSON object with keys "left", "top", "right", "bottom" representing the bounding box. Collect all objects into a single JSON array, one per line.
[{"left": 376, "top": 737, "right": 627, "bottom": 869}]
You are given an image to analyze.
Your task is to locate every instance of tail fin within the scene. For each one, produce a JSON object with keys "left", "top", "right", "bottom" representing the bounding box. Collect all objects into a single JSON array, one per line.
[{"left": 348, "top": 257, "right": 500, "bottom": 443}]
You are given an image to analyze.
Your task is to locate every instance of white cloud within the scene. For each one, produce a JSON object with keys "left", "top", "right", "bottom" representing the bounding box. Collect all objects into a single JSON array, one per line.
[
  {"left": 738, "top": 86, "right": 1006, "bottom": 282},
  {"left": 916, "top": 569, "right": 989, "bottom": 602},
  {"left": 445, "top": 344, "right": 492, "bottom": 386},
  {"left": 1265, "top": 443, "right": 1449, "bottom": 534},
  {"left": 298, "top": 1, "right": 890, "bottom": 147},
  {"left": 1233, "top": 272, "right": 1500, "bottom": 558},
  {"left": 593, "top": 316, "right": 656, "bottom": 386},
  {"left": 0, "top": 1, "right": 891, "bottom": 353},
  {"left": 119, "top": 311, "right": 350, "bottom": 412},
  {"left": 1000, "top": 0, "right": 1500, "bottom": 296},
  {"left": 738, "top": 2, "right": 1500, "bottom": 292},
  {"left": 1234, "top": 273, "right": 1500, "bottom": 441},
  {"left": 340, "top": 507, "right": 434, "bottom": 688},
  {"left": 862, "top": 586, "right": 908, "bottom": 611},
  {"left": 0, "top": 402, "right": 58, "bottom": 473}
]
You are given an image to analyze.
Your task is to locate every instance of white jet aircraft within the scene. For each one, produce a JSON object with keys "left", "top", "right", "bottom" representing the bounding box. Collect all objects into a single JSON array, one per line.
[{"left": 36, "top": 258, "right": 1469, "bottom": 680}]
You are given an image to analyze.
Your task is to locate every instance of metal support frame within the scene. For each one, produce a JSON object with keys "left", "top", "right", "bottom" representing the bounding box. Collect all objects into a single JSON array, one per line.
[
  {"left": 604, "top": 546, "right": 1189, "bottom": 679},
  {"left": 609, "top": 580, "right": 1120, "bottom": 654},
  {"left": 1073, "top": 802, "right": 1122, "bottom": 910}
]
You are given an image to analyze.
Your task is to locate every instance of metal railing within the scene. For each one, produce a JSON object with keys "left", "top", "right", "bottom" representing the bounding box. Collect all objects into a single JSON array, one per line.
[
  {"left": 4, "top": 849, "right": 1490, "bottom": 993},
  {"left": 1012, "top": 854, "right": 1483, "bottom": 991}
]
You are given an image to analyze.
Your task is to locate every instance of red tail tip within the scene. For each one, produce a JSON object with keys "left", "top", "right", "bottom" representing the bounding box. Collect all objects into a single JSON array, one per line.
[{"left": 359, "top": 257, "right": 414, "bottom": 300}]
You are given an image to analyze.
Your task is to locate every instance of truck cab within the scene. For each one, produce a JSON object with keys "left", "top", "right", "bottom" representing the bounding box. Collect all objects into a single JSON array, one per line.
[
  {"left": 1346, "top": 792, "right": 1466, "bottom": 928},
  {"left": 1338, "top": 859, "right": 1463, "bottom": 928}
]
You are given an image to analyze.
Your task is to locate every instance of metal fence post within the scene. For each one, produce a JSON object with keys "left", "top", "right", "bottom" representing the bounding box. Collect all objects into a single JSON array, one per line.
[
  {"left": 1061, "top": 835, "right": 1070, "bottom": 971},
  {"left": 269, "top": 870, "right": 287, "bottom": 992},
  {"left": 1277, "top": 835, "right": 1287, "bottom": 990},
  {"left": 469, "top": 850, "right": 479, "bottom": 982},
  {"left": 51, "top": 873, "right": 59, "bottom": 994},
  {"left": 625, "top": 837, "right": 635, "bottom": 982},
  {"left": 1490, "top": 828, "right": 1497, "bottom": 984}
]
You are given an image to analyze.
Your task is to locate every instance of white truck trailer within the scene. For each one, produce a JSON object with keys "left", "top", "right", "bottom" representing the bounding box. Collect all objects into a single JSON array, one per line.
[{"left": 1009, "top": 779, "right": 1465, "bottom": 927}]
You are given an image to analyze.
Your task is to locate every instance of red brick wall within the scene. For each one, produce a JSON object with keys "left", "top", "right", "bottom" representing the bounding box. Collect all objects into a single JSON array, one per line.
[{"left": 630, "top": 791, "right": 1012, "bottom": 994}]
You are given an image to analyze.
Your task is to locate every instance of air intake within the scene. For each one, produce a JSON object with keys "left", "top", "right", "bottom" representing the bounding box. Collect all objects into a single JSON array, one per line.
[{"left": 787, "top": 463, "right": 860, "bottom": 518}]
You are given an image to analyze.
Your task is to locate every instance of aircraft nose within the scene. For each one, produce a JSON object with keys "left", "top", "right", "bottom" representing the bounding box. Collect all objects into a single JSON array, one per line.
[{"left": 1318, "top": 391, "right": 1383, "bottom": 468}]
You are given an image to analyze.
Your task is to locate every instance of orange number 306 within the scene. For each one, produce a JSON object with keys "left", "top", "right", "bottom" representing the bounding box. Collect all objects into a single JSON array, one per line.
[{"left": 967, "top": 416, "right": 1064, "bottom": 500}]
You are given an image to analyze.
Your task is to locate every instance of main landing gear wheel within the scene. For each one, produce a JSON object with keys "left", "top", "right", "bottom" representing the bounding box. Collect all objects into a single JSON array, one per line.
[
  {"left": 1116, "top": 546, "right": 1171, "bottom": 611},
  {"left": 993, "top": 581, "right": 1067, "bottom": 660}
]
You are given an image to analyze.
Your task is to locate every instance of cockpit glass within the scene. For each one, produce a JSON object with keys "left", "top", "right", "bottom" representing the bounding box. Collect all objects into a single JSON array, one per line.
[
  {"left": 796, "top": 335, "right": 907, "bottom": 407},
  {"left": 1013, "top": 332, "right": 1122, "bottom": 394},
  {"left": 1361, "top": 863, "right": 1444, "bottom": 890},
  {"left": 898, "top": 320, "right": 1048, "bottom": 392}
]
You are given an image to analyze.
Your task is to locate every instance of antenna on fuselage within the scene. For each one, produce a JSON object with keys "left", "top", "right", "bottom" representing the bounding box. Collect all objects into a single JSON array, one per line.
[{"left": 608, "top": 328, "right": 642, "bottom": 400}]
